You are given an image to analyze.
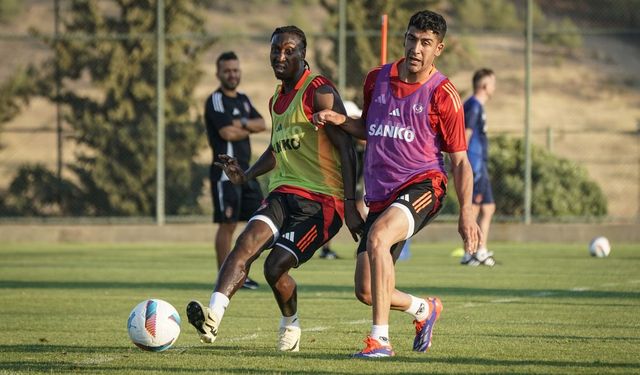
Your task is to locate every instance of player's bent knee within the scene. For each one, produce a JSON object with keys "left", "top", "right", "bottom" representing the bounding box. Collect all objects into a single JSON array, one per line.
[
  {"left": 366, "top": 240, "right": 392, "bottom": 259},
  {"left": 263, "top": 253, "right": 293, "bottom": 285},
  {"left": 263, "top": 263, "right": 285, "bottom": 285},
  {"left": 355, "top": 287, "right": 372, "bottom": 305}
]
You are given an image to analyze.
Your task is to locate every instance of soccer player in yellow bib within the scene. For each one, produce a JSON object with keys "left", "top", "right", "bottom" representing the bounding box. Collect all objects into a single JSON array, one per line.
[{"left": 186, "top": 25, "right": 363, "bottom": 352}]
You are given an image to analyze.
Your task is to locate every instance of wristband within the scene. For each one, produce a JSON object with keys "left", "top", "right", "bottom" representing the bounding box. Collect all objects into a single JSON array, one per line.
[{"left": 240, "top": 117, "right": 248, "bottom": 129}]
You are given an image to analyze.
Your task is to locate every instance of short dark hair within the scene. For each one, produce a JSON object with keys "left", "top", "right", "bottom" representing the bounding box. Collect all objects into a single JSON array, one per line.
[
  {"left": 271, "top": 25, "right": 307, "bottom": 50},
  {"left": 407, "top": 10, "right": 447, "bottom": 41},
  {"left": 472, "top": 68, "right": 495, "bottom": 90},
  {"left": 216, "top": 51, "right": 238, "bottom": 69}
]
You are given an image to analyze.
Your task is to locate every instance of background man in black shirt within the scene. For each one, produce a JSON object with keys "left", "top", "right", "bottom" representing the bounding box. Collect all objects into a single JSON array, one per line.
[{"left": 204, "top": 51, "right": 266, "bottom": 289}]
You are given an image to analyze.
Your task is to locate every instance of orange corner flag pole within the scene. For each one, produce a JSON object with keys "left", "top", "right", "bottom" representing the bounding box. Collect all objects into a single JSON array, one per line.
[{"left": 380, "top": 14, "right": 388, "bottom": 65}]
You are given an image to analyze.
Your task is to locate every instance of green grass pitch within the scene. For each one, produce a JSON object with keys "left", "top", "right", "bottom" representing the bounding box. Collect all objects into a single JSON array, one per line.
[{"left": 0, "top": 240, "right": 639, "bottom": 374}]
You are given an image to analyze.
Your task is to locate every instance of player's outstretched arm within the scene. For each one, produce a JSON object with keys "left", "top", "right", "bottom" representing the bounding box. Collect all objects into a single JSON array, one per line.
[
  {"left": 215, "top": 146, "right": 276, "bottom": 185},
  {"left": 449, "top": 151, "right": 483, "bottom": 253},
  {"left": 313, "top": 109, "right": 367, "bottom": 140}
]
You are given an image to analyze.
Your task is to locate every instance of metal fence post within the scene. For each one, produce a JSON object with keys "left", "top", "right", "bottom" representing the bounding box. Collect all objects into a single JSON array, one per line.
[
  {"left": 54, "top": 0, "right": 63, "bottom": 197},
  {"left": 156, "top": 0, "right": 166, "bottom": 225},
  {"left": 524, "top": 0, "right": 533, "bottom": 224},
  {"left": 338, "top": 0, "right": 346, "bottom": 95}
]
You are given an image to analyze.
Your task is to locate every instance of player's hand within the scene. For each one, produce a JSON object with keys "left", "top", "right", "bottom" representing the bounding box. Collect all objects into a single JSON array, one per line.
[
  {"left": 344, "top": 200, "right": 365, "bottom": 242},
  {"left": 458, "top": 210, "right": 483, "bottom": 254},
  {"left": 312, "top": 109, "right": 346, "bottom": 128},
  {"left": 214, "top": 154, "right": 247, "bottom": 185}
]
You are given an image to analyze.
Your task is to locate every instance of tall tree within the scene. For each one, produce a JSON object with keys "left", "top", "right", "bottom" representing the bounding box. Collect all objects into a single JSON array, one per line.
[{"left": 9, "top": 0, "right": 213, "bottom": 216}]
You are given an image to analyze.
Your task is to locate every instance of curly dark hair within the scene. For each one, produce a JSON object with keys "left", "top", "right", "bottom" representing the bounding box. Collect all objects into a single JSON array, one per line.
[{"left": 407, "top": 10, "right": 447, "bottom": 41}]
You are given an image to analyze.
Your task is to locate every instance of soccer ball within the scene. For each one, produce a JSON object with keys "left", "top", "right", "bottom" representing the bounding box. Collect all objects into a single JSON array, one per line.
[
  {"left": 127, "top": 299, "right": 181, "bottom": 352},
  {"left": 589, "top": 236, "right": 611, "bottom": 258}
]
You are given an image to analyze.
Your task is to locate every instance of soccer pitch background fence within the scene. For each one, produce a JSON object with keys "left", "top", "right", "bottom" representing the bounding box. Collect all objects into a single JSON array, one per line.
[{"left": 0, "top": 0, "right": 638, "bottom": 224}]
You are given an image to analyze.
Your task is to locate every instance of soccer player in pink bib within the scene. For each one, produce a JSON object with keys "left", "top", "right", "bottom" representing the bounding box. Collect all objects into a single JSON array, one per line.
[{"left": 314, "top": 10, "right": 482, "bottom": 358}]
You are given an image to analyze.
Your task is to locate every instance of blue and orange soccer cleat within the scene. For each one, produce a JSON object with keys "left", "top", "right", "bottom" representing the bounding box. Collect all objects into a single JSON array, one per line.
[
  {"left": 353, "top": 336, "right": 395, "bottom": 358},
  {"left": 413, "top": 297, "right": 443, "bottom": 352}
]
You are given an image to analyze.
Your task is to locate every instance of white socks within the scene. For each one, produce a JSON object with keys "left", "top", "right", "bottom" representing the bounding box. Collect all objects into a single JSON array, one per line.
[
  {"left": 280, "top": 313, "right": 300, "bottom": 329},
  {"left": 209, "top": 292, "right": 229, "bottom": 322},
  {"left": 404, "top": 295, "right": 429, "bottom": 321},
  {"left": 371, "top": 325, "right": 390, "bottom": 345},
  {"left": 370, "top": 295, "right": 428, "bottom": 345}
]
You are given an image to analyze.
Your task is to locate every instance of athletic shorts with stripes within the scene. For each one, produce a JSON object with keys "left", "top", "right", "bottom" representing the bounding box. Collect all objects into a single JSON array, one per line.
[
  {"left": 357, "top": 178, "right": 446, "bottom": 256},
  {"left": 249, "top": 192, "right": 343, "bottom": 267}
]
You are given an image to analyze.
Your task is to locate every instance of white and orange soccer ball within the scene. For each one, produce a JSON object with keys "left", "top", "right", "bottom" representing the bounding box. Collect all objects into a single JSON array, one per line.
[
  {"left": 589, "top": 236, "right": 611, "bottom": 258},
  {"left": 127, "top": 299, "right": 181, "bottom": 352}
]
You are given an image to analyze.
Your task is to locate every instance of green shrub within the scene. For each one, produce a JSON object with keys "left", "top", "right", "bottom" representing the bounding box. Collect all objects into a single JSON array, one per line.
[{"left": 441, "top": 135, "right": 607, "bottom": 220}]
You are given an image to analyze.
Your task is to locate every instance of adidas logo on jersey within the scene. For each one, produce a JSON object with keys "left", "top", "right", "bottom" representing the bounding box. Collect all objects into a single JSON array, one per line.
[
  {"left": 399, "top": 194, "right": 410, "bottom": 201},
  {"left": 388, "top": 108, "right": 401, "bottom": 116},
  {"left": 283, "top": 231, "right": 295, "bottom": 242},
  {"left": 232, "top": 107, "right": 241, "bottom": 116},
  {"left": 374, "top": 94, "right": 386, "bottom": 104}
]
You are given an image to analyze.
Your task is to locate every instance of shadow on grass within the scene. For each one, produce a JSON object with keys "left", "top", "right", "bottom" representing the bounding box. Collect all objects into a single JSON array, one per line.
[
  {"left": 1, "top": 280, "right": 638, "bottom": 301},
  {"left": 1, "top": 344, "right": 638, "bottom": 374}
]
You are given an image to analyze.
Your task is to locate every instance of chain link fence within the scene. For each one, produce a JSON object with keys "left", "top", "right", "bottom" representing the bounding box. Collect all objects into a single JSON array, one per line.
[{"left": 0, "top": 0, "right": 638, "bottom": 223}]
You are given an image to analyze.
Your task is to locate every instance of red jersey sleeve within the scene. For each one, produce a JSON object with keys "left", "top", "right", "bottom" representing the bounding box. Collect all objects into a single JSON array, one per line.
[
  {"left": 301, "top": 75, "right": 336, "bottom": 121},
  {"left": 431, "top": 79, "right": 467, "bottom": 153},
  {"left": 361, "top": 66, "right": 382, "bottom": 123}
]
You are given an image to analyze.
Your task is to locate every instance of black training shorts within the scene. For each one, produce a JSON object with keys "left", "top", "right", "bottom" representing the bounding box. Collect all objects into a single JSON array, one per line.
[
  {"left": 249, "top": 192, "right": 343, "bottom": 267},
  {"left": 357, "top": 178, "right": 446, "bottom": 256},
  {"left": 212, "top": 179, "right": 263, "bottom": 223}
]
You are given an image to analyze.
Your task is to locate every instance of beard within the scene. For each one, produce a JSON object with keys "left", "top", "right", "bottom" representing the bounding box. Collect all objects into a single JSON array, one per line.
[{"left": 221, "top": 79, "right": 239, "bottom": 91}]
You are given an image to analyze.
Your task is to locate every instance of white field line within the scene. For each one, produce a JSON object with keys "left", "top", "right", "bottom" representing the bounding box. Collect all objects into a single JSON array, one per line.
[
  {"left": 74, "top": 355, "right": 115, "bottom": 366},
  {"left": 226, "top": 332, "right": 260, "bottom": 342},
  {"left": 530, "top": 291, "right": 556, "bottom": 297},
  {"left": 490, "top": 298, "right": 522, "bottom": 303},
  {"left": 342, "top": 319, "right": 369, "bottom": 325},
  {"left": 303, "top": 326, "right": 330, "bottom": 332}
]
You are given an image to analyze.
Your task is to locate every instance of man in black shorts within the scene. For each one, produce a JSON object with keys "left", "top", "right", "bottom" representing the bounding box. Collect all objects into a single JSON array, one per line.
[{"left": 204, "top": 51, "right": 266, "bottom": 289}]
